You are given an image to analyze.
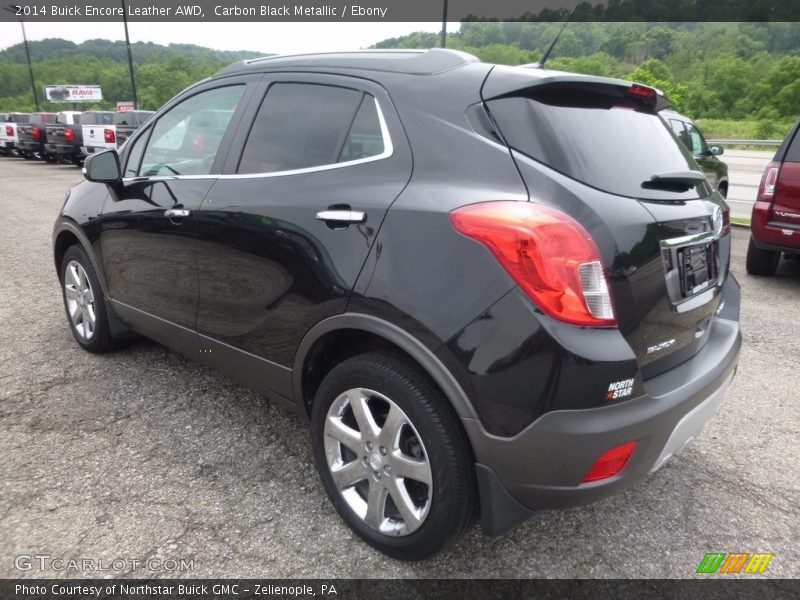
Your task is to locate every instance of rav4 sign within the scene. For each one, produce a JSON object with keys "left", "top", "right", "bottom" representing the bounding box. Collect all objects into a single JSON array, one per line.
[{"left": 44, "top": 85, "right": 103, "bottom": 102}]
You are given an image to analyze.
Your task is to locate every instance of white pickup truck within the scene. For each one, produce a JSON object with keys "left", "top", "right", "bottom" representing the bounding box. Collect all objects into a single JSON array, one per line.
[
  {"left": 0, "top": 112, "right": 30, "bottom": 156},
  {"left": 80, "top": 111, "right": 116, "bottom": 156}
]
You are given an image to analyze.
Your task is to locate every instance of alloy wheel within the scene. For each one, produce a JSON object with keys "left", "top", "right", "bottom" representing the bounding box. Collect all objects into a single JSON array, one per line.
[
  {"left": 323, "top": 387, "right": 433, "bottom": 536},
  {"left": 64, "top": 260, "right": 96, "bottom": 341}
]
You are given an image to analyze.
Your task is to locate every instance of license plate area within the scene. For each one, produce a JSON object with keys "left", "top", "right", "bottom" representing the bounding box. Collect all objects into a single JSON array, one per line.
[
  {"left": 679, "top": 243, "right": 717, "bottom": 297},
  {"left": 660, "top": 230, "right": 721, "bottom": 307}
]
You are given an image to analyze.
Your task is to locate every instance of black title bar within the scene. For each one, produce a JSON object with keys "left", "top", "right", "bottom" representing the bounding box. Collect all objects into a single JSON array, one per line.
[{"left": 2, "top": 0, "right": 800, "bottom": 22}]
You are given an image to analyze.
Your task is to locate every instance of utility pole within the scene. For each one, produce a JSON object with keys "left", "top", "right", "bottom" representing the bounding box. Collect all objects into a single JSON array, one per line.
[
  {"left": 120, "top": 0, "right": 138, "bottom": 109},
  {"left": 4, "top": 5, "right": 39, "bottom": 110},
  {"left": 440, "top": 0, "right": 448, "bottom": 48}
]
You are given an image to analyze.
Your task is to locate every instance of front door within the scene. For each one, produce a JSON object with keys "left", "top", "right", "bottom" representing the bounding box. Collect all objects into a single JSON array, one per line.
[{"left": 99, "top": 82, "right": 251, "bottom": 353}]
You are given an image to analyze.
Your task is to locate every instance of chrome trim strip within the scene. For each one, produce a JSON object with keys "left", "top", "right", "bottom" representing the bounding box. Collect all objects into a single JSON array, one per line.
[
  {"left": 121, "top": 98, "right": 393, "bottom": 184},
  {"left": 659, "top": 230, "right": 717, "bottom": 249}
]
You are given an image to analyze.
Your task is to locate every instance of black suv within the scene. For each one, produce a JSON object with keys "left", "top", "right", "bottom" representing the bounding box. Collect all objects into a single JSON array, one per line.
[{"left": 53, "top": 50, "right": 741, "bottom": 560}]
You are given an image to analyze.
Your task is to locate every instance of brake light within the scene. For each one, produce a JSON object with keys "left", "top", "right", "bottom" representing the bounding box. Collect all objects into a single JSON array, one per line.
[
  {"left": 758, "top": 162, "right": 780, "bottom": 201},
  {"left": 450, "top": 201, "right": 616, "bottom": 327},
  {"left": 31, "top": 126, "right": 41, "bottom": 141},
  {"left": 627, "top": 84, "right": 656, "bottom": 100},
  {"left": 104, "top": 128, "right": 115, "bottom": 144},
  {"left": 582, "top": 440, "right": 637, "bottom": 483},
  {"left": 65, "top": 127, "right": 75, "bottom": 143},
  {"left": 5, "top": 125, "right": 12, "bottom": 137}
]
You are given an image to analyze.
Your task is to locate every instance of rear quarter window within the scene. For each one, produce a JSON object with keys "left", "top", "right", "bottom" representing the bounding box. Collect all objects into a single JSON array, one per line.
[{"left": 487, "top": 84, "right": 709, "bottom": 201}]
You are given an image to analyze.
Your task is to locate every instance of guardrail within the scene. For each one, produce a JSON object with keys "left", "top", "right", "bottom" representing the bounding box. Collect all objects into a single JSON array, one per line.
[{"left": 708, "top": 139, "right": 781, "bottom": 146}]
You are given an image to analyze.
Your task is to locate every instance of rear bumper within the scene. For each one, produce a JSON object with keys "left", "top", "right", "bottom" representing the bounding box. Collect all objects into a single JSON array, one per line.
[
  {"left": 466, "top": 282, "right": 741, "bottom": 535},
  {"left": 16, "top": 141, "right": 43, "bottom": 153},
  {"left": 45, "top": 143, "right": 81, "bottom": 156},
  {"left": 751, "top": 200, "right": 800, "bottom": 252}
]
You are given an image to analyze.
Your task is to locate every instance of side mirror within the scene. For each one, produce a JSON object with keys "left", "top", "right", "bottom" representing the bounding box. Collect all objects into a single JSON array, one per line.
[
  {"left": 709, "top": 145, "right": 724, "bottom": 156},
  {"left": 83, "top": 150, "right": 121, "bottom": 183}
]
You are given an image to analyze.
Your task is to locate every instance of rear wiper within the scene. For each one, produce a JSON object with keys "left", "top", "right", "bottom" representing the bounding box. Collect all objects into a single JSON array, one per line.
[{"left": 642, "top": 171, "right": 706, "bottom": 192}]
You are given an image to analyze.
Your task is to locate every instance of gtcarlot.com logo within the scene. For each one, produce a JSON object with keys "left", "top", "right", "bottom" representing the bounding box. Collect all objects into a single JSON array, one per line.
[
  {"left": 14, "top": 554, "right": 194, "bottom": 572},
  {"left": 696, "top": 552, "right": 773, "bottom": 574}
]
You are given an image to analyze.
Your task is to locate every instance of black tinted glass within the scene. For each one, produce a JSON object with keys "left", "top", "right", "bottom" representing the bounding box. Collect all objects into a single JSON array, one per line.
[
  {"left": 338, "top": 96, "right": 385, "bottom": 162},
  {"left": 784, "top": 123, "right": 800, "bottom": 163},
  {"left": 488, "top": 85, "right": 708, "bottom": 200},
  {"left": 238, "top": 83, "right": 363, "bottom": 174}
]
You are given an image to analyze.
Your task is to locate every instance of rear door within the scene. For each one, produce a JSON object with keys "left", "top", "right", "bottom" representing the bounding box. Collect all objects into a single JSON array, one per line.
[
  {"left": 99, "top": 78, "right": 256, "bottom": 354},
  {"left": 192, "top": 73, "right": 412, "bottom": 391},
  {"left": 483, "top": 71, "right": 730, "bottom": 377}
]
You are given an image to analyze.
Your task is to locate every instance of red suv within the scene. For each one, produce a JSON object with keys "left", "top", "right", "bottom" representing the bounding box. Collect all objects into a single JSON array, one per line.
[{"left": 747, "top": 121, "right": 800, "bottom": 275}]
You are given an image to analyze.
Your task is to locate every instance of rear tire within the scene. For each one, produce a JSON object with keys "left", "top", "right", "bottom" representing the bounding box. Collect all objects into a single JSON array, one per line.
[
  {"left": 310, "top": 351, "right": 476, "bottom": 560},
  {"left": 718, "top": 182, "right": 728, "bottom": 198},
  {"left": 60, "top": 245, "right": 122, "bottom": 353},
  {"left": 746, "top": 236, "right": 779, "bottom": 276}
]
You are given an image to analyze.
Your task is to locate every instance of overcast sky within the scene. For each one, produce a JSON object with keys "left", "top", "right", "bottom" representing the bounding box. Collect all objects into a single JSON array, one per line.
[{"left": 0, "top": 21, "right": 448, "bottom": 54}]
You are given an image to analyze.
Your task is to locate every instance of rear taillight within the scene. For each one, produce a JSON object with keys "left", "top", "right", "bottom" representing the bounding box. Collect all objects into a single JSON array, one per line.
[
  {"left": 758, "top": 162, "right": 781, "bottom": 201},
  {"left": 31, "top": 126, "right": 41, "bottom": 141},
  {"left": 582, "top": 440, "right": 638, "bottom": 483},
  {"left": 65, "top": 127, "right": 75, "bottom": 143},
  {"left": 104, "top": 128, "right": 115, "bottom": 144},
  {"left": 5, "top": 125, "right": 12, "bottom": 137},
  {"left": 450, "top": 201, "right": 616, "bottom": 327}
]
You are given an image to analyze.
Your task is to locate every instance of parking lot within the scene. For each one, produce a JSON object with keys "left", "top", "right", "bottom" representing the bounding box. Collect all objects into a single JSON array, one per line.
[{"left": 0, "top": 156, "right": 797, "bottom": 578}]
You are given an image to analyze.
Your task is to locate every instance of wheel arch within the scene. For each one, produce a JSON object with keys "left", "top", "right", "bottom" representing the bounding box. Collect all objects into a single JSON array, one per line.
[
  {"left": 53, "top": 218, "right": 107, "bottom": 292},
  {"left": 293, "top": 314, "right": 479, "bottom": 423}
]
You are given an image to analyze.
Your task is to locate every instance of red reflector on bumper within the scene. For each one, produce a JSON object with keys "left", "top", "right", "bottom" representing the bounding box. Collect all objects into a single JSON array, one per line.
[{"left": 582, "top": 440, "right": 638, "bottom": 483}]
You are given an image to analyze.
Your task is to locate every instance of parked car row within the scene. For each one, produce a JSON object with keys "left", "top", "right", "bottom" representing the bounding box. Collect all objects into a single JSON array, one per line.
[{"left": 0, "top": 109, "right": 154, "bottom": 165}]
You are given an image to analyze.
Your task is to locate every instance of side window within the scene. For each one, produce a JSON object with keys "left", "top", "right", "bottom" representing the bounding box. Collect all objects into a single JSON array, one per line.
[
  {"left": 685, "top": 123, "right": 709, "bottom": 156},
  {"left": 339, "top": 96, "right": 385, "bottom": 161},
  {"left": 124, "top": 128, "right": 149, "bottom": 177},
  {"left": 669, "top": 119, "right": 690, "bottom": 148},
  {"left": 137, "top": 85, "right": 244, "bottom": 177},
  {"left": 238, "top": 83, "right": 386, "bottom": 174}
]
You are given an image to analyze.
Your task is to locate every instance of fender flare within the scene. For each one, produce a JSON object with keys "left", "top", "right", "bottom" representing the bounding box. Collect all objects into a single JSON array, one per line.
[
  {"left": 292, "top": 313, "right": 479, "bottom": 421},
  {"left": 53, "top": 217, "right": 109, "bottom": 293}
]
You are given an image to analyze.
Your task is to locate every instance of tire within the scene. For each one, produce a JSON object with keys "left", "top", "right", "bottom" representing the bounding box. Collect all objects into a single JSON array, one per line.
[
  {"left": 311, "top": 351, "right": 477, "bottom": 560},
  {"left": 746, "top": 236, "right": 780, "bottom": 276},
  {"left": 60, "top": 244, "right": 121, "bottom": 353},
  {"left": 718, "top": 182, "right": 728, "bottom": 198}
]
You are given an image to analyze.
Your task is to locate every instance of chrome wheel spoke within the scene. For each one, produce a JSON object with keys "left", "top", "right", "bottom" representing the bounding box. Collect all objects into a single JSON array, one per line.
[
  {"left": 348, "top": 391, "right": 380, "bottom": 438},
  {"left": 392, "top": 451, "right": 432, "bottom": 486},
  {"left": 64, "top": 286, "right": 80, "bottom": 301},
  {"left": 66, "top": 264, "right": 80, "bottom": 289},
  {"left": 326, "top": 417, "right": 363, "bottom": 455},
  {"left": 379, "top": 404, "right": 406, "bottom": 448},
  {"left": 330, "top": 459, "right": 368, "bottom": 490},
  {"left": 364, "top": 480, "right": 388, "bottom": 529},
  {"left": 388, "top": 479, "right": 423, "bottom": 529}
]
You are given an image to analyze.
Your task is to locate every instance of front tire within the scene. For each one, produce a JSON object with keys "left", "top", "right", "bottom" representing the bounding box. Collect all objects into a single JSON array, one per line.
[
  {"left": 60, "top": 245, "right": 120, "bottom": 353},
  {"left": 311, "top": 352, "right": 476, "bottom": 560},
  {"left": 746, "top": 236, "right": 779, "bottom": 276}
]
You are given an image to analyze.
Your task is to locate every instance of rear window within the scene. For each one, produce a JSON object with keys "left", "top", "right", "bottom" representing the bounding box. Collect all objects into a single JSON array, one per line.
[
  {"left": 9, "top": 114, "right": 29, "bottom": 123},
  {"left": 32, "top": 113, "right": 56, "bottom": 124},
  {"left": 487, "top": 84, "right": 709, "bottom": 200},
  {"left": 115, "top": 111, "right": 153, "bottom": 126},
  {"left": 56, "top": 113, "right": 80, "bottom": 125},
  {"left": 82, "top": 112, "right": 114, "bottom": 125}
]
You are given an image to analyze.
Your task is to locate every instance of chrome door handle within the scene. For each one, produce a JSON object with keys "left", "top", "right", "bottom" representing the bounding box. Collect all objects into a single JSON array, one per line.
[
  {"left": 315, "top": 210, "right": 366, "bottom": 224},
  {"left": 164, "top": 208, "right": 191, "bottom": 218}
]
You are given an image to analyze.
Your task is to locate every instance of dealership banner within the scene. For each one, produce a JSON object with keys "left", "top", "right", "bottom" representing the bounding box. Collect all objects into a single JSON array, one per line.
[
  {"left": 2, "top": 0, "right": 800, "bottom": 22},
  {"left": 43, "top": 85, "right": 102, "bottom": 102},
  {"left": 0, "top": 578, "right": 796, "bottom": 599}
]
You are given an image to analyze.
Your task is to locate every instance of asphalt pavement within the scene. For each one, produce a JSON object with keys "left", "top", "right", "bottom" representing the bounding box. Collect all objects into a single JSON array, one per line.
[{"left": 0, "top": 157, "right": 797, "bottom": 578}]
